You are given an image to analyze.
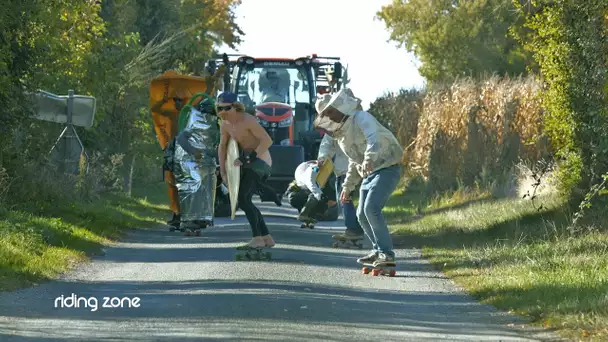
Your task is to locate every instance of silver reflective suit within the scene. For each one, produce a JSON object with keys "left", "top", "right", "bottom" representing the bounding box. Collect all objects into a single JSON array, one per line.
[{"left": 173, "top": 107, "right": 220, "bottom": 225}]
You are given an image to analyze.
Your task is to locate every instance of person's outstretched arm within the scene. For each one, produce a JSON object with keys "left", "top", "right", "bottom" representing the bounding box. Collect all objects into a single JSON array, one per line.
[{"left": 303, "top": 167, "right": 324, "bottom": 200}]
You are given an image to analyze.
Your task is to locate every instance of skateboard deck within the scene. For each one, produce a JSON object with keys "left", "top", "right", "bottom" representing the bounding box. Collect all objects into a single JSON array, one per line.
[
  {"left": 235, "top": 247, "right": 272, "bottom": 261},
  {"left": 183, "top": 220, "right": 213, "bottom": 236},
  {"left": 316, "top": 158, "right": 334, "bottom": 188},
  {"left": 184, "top": 229, "right": 202, "bottom": 236},
  {"left": 226, "top": 137, "right": 241, "bottom": 220},
  {"left": 332, "top": 235, "right": 363, "bottom": 249},
  {"left": 360, "top": 262, "right": 396, "bottom": 277}
]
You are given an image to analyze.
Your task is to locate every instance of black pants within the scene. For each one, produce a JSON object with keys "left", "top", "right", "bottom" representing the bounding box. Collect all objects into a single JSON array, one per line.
[{"left": 238, "top": 160, "right": 271, "bottom": 237}]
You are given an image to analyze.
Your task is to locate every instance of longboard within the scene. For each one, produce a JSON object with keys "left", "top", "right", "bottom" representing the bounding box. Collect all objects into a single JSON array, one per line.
[
  {"left": 235, "top": 247, "right": 272, "bottom": 261},
  {"left": 226, "top": 137, "right": 241, "bottom": 220},
  {"left": 331, "top": 234, "right": 363, "bottom": 249},
  {"left": 360, "top": 262, "right": 396, "bottom": 277}
]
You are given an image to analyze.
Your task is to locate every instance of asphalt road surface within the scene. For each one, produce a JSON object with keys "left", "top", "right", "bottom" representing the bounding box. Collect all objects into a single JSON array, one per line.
[{"left": 0, "top": 199, "right": 561, "bottom": 341}]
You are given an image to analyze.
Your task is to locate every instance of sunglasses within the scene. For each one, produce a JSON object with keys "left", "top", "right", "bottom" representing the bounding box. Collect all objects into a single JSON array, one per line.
[{"left": 216, "top": 105, "right": 233, "bottom": 112}]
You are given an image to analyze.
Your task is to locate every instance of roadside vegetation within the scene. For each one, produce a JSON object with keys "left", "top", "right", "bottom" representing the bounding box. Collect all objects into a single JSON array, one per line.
[
  {"left": 0, "top": 1, "right": 242, "bottom": 291},
  {"left": 374, "top": 1, "right": 608, "bottom": 339}
]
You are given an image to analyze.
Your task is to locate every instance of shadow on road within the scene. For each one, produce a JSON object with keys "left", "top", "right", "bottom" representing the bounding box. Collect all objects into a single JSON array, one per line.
[
  {"left": 0, "top": 279, "right": 558, "bottom": 341},
  {"left": 0, "top": 200, "right": 562, "bottom": 341}
]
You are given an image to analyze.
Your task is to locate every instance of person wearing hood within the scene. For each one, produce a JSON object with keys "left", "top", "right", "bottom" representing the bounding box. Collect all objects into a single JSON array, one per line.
[
  {"left": 285, "top": 160, "right": 337, "bottom": 223},
  {"left": 316, "top": 96, "right": 365, "bottom": 240},
  {"left": 172, "top": 96, "right": 221, "bottom": 234},
  {"left": 314, "top": 88, "right": 403, "bottom": 267}
]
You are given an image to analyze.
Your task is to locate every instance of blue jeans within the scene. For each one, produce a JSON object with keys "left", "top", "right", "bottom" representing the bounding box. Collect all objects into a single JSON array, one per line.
[
  {"left": 336, "top": 175, "right": 364, "bottom": 235},
  {"left": 357, "top": 164, "right": 401, "bottom": 257}
]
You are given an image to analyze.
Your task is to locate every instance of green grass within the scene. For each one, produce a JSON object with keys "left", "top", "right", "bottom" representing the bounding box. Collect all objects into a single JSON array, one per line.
[
  {"left": 0, "top": 182, "right": 169, "bottom": 292},
  {"left": 387, "top": 184, "right": 608, "bottom": 341}
]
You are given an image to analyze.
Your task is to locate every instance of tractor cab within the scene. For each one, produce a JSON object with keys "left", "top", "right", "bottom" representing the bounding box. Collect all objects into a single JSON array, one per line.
[
  {"left": 206, "top": 53, "right": 345, "bottom": 194},
  {"left": 231, "top": 57, "right": 316, "bottom": 147}
]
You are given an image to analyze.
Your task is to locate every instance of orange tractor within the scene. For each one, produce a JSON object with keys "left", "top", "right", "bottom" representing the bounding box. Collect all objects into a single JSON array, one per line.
[{"left": 207, "top": 53, "right": 347, "bottom": 195}]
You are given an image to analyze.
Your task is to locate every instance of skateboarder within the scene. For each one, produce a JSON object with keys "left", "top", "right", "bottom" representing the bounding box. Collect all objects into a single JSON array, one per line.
[
  {"left": 217, "top": 91, "right": 276, "bottom": 248},
  {"left": 285, "top": 160, "right": 337, "bottom": 223},
  {"left": 314, "top": 88, "right": 403, "bottom": 267},
  {"left": 172, "top": 97, "right": 220, "bottom": 234},
  {"left": 151, "top": 90, "right": 186, "bottom": 229},
  {"left": 317, "top": 132, "right": 364, "bottom": 240}
]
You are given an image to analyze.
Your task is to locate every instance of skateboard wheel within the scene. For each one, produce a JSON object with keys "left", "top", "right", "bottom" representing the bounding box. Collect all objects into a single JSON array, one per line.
[
  {"left": 372, "top": 269, "right": 380, "bottom": 276},
  {"left": 332, "top": 242, "right": 339, "bottom": 248},
  {"left": 389, "top": 269, "right": 396, "bottom": 277},
  {"left": 362, "top": 267, "right": 370, "bottom": 274}
]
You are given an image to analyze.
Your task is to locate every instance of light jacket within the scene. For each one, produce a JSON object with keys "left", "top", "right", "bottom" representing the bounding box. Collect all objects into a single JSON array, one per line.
[
  {"left": 332, "top": 110, "right": 403, "bottom": 193},
  {"left": 317, "top": 134, "right": 349, "bottom": 177},
  {"left": 294, "top": 161, "right": 323, "bottom": 200}
]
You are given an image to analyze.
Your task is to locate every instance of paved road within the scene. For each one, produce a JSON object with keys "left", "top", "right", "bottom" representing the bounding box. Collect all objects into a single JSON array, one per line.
[{"left": 0, "top": 200, "right": 560, "bottom": 341}]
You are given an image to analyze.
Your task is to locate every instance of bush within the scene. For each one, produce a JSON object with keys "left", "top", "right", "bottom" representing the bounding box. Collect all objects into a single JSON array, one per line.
[{"left": 369, "top": 75, "right": 551, "bottom": 194}]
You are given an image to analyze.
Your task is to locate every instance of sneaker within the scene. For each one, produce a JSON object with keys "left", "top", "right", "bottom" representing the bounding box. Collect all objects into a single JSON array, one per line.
[
  {"left": 357, "top": 251, "right": 379, "bottom": 264},
  {"left": 373, "top": 253, "right": 396, "bottom": 267}
]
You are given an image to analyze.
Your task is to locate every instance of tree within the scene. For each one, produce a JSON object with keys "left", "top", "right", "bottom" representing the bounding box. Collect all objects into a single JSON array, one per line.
[
  {"left": 0, "top": 0, "right": 245, "bottom": 199},
  {"left": 512, "top": 0, "right": 608, "bottom": 209},
  {"left": 377, "top": 0, "right": 536, "bottom": 84}
]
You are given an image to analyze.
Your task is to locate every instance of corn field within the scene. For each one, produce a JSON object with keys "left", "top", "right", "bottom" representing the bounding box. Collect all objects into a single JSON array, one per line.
[{"left": 369, "top": 75, "right": 552, "bottom": 193}]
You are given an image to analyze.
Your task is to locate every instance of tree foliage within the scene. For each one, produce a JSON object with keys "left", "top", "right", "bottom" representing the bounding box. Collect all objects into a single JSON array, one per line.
[
  {"left": 512, "top": 0, "right": 608, "bottom": 206},
  {"left": 0, "top": 0, "right": 243, "bottom": 199},
  {"left": 377, "top": 0, "right": 536, "bottom": 84}
]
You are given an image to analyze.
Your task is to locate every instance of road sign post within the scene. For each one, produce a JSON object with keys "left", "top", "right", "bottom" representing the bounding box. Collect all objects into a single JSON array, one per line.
[{"left": 33, "top": 89, "right": 96, "bottom": 175}]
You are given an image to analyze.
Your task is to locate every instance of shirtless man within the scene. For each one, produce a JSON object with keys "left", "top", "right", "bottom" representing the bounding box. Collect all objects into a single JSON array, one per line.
[{"left": 217, "top": 91, "right": 276, "bottom": 248}]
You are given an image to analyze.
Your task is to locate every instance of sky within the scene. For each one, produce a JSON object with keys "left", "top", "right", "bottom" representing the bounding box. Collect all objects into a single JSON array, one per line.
[{"left": 216, "top": 0, "right": 426, "bottom": 109}]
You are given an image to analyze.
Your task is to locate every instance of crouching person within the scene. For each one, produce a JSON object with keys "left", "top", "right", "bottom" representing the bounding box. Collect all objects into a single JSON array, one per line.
[
  {"left": 285, "top": 161, "right": 337, "bottom": 225},
  {"left": 173, "top": 97, "right": 220, "bottom": 235},
  {"left": 314, "top": 88, "right": 403, "bottom": 267}
]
